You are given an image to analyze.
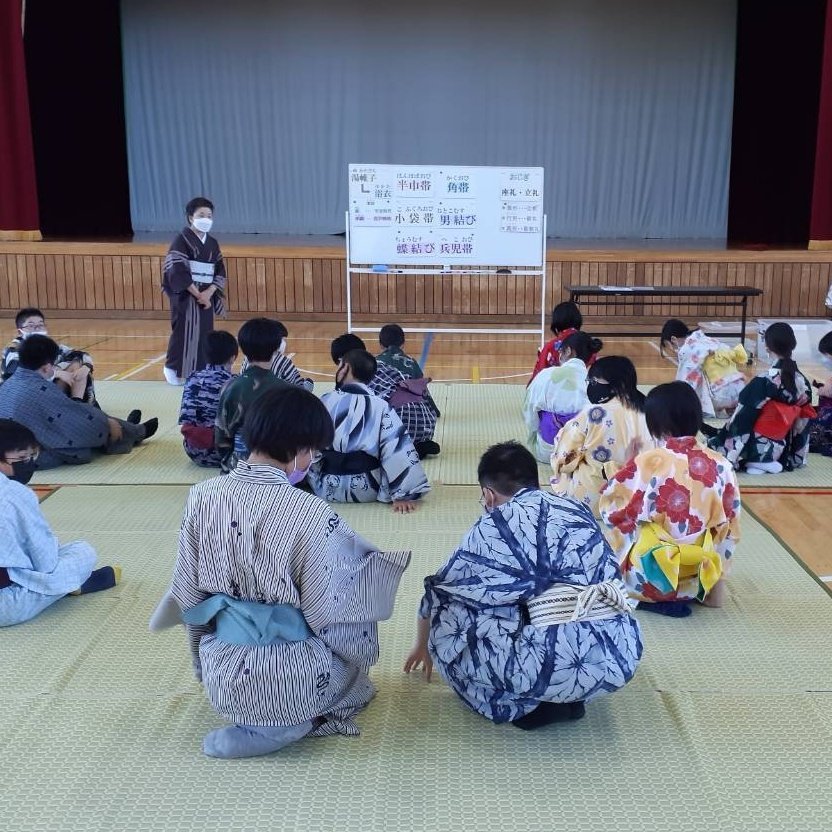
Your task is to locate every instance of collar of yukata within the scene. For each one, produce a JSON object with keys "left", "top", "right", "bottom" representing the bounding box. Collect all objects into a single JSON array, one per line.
[
  {"left": 231, "top": 460, "right": 291, "bottom": 483},
  {"left": 664, "top": 436, "right": 698, "bottom": 452}
]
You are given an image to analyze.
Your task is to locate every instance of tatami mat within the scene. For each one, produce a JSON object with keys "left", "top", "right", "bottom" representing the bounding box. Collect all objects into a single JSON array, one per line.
[{"left": 2, "top": 481, "right": 830, "bottom": 831}]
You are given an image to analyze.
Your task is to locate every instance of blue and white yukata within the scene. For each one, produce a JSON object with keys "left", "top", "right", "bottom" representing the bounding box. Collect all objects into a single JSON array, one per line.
[
  {"left": 0, "top": 473, "right": 96, "bottom": 626},
  {"left": 308, "top": 383, "right": 430, "bottom": 504},
  {"left": 178, "top": 364, "right": 235, "bottom": 467},
  {"left": 419, "top": 488, "right": 642, "bottom": 723}
]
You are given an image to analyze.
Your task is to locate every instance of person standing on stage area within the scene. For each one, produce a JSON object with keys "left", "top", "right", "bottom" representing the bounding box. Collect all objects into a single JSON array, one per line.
[{"left": 162, "top": 197, "right": 227, "bottom": 386}]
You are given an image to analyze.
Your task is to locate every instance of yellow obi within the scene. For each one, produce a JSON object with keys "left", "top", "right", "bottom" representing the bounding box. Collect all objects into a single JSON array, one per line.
[
  {"left": 628, "top": 522, "right": 722, "bottom": 602},
  {"left": 702, "top": 344, "right": 747, "bottom": 384}
]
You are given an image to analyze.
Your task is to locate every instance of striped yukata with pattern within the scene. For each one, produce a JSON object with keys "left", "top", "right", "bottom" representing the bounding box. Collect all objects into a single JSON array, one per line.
[
  {"left": 240, "top": 352, "right": 314, "bottom": 391},
  {"left": 369, "top": 363, "right": 436, "bottom": 444},
  {"left": 171, "top": 462, "right": 410, "bottom": 736}
]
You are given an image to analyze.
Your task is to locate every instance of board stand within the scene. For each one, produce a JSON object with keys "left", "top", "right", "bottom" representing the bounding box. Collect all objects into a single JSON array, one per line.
[{"left": 345, "top": 211, "right": 548, "bottom": 347}]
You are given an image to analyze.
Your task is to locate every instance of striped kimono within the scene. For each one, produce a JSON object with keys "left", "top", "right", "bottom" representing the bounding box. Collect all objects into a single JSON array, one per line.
[
  {"left": 308, "top": 383, "right": 430, "bottom": 504},
  {"left": 171, "top": 463, "right": 411, "bottom": 736},
  {"left": 523, "top": 358, "right": 589, "bottom": 463},
  {"left": 240, "top": 351, "right": 314, "bottom": 391},
  {"left": 369, "top": 362, "right": 437, "bottom": 445},
  {"left": 0, "top": 473, "right": 97, "bottom": 627},
  {"left": 162, "top": 228, "right": 227, "bottom": 378}
]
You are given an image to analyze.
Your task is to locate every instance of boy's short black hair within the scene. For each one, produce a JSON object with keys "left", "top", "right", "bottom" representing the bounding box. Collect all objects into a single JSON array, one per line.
[
  {"left": 819, "top": 331, "right": 832, "bottom": 356},
  {"left": 644, "top": 381, "right": 703, "bottom": 439},
  {"left": 477, "top": 441, "right": 539, "bottom": 496},
  {"left": 331, "top": 333, "right": 366, "bottom": 364},
  {"left": 341, "top": 349, "right": 377, "bottom": 384},
  {"left": 379, "top": 324, "right": 405, "bottom": 348},
  {"left": 242, "top": 387, "right": 334, "bottom": 463},
  {"left": 237, "top": 318, "right": 285, "bottom": 362},
  {"left": 18, "top": 335, "right": 60, "bottom": 370},
  {"left": 0, "top": 419, "right": 39, "bottom": 459},
  {"left": 205, "top": 330, "right": 239, "bottom": 366},
  {"left": 15, "top": 307, "right": 44, "bottom": 328},
  {"left": 185, "top": 196, "right": 214, "bottom": 218},
  {"left": 659, "top": 319, "right": 693, "bottom": 352},
  {"left": 550, "top": 302, "right": 582, "bottom": 335}
]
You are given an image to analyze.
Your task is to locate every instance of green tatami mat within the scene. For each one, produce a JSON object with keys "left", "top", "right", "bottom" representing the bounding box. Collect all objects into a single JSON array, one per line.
[{"left": 2, "top": 482, "right": 830, "bottom": 832}]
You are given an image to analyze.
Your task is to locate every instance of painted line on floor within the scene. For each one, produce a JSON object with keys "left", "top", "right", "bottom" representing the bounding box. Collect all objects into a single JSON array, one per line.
[
  {"left": 114, "top": 353, "right": 167, "bottom": 381},
  {"left": 471, "top": 366, "right": 481, "bottom": 383},
  {"left": 819, "top": 575, "right": 832, "bottom": 583}
]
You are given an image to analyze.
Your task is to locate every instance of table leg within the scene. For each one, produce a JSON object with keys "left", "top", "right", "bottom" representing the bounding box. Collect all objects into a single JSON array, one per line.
[{"left": 740, "top": 296, "right": 748, "bottom": 345}]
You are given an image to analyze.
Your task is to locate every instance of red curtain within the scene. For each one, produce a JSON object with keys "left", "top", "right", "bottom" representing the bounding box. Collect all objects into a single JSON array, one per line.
[
  {"left": 811, "top": 0, "right": 832, "bottom": 246},
  {"left": 0, "top": 0, "right": 40, "bottom": 240}
]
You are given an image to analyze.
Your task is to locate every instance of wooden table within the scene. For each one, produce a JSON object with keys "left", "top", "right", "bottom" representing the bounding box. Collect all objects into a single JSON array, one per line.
[{"left": 566, "top": 285, "right": 764, "bottom": 343}]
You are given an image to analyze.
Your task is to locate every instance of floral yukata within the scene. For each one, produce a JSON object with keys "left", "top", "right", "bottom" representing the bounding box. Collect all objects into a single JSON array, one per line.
[
  {"left": 550, "top": 399, "right": 653, "bottom": 516},
  {"left": 676, "top": 330, "right": 747, "bottom": 418},
  {"left": 809, "top": 377, "right": 832, "bottom": 456},
  {"left": 707, "top": 362, "right": 815, "bottom": 471},
  {"left": 599, "top": 437, "right": 741, "bottom": 604},
  {"left": 419, "top": 488, "right": 642, "bottom": 724},
  {"left": 523, "top": 358, "right": 589, "bottom": 463}
]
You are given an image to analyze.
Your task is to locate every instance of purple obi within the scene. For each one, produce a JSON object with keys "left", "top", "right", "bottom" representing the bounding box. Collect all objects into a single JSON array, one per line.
[{"left": 538, "top": 411, "right": 578, "bottom": 445}]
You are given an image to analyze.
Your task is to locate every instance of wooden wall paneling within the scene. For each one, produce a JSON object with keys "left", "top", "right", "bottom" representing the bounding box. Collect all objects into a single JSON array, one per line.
[
  {"left": 0, "top": 256, "right": 9, "bottom": 310},
  {"left": 302, "top": 260, "right": 314, "bottom": 313},
  {"left": 15, "top": 255, "right": 29, "bottom": 307},
  {"left": 311, "top": 260, "right": 323, "bottom": 314},
  {"left": 81, "top": 256, "right": 94, "bottom": 309},
  {"left": 101, "top": 255, "right": 114, "bottom": 309},
  {"left": 111, "top": 254, "right": 123, "bottom": 310},
  {"left": 264, "top": 258, "right": 277, "bottom": 312},
  {"left": 283, "top": 259, "right": 296, "bottom": 312}
]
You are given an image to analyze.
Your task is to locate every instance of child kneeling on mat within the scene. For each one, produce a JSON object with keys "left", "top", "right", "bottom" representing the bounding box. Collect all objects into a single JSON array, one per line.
[
  {"left": 405, "top": 441, "right": 642, "bottom": 729},
  {"left": 0, "top": 420, "right": 119, "bottom": 627}
]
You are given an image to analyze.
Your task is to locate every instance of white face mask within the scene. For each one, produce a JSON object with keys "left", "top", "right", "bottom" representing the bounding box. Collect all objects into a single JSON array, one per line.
[
  {"left": 278, "top": 338, "right": 287, "bottom": 354},
  {"left": 192, "top": 217, "right": 213, "bottom": 234},
  {"left": 821, "top": 355, "right": 832, "bottom": 369},
  {"left": 20, "top": 328, "right": 47, "bottom": 339}
]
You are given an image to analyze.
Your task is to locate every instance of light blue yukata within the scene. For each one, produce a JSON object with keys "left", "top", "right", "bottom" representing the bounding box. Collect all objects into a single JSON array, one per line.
[
  {"left": 308, "top": 383, "right": 430, "bottom": 504},
  {"left": 419, "top": 488, "right": 642, "bottom": 723},
  {"left": 0, "top": 473, "right": 96, "bottom": 626}
]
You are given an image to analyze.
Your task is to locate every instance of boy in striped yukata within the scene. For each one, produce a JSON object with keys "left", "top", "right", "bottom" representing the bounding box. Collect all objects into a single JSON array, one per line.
[
  {"left": 331, "top": 333, "right": 440, "bottom": 459},
  {"left": 179, "top": 331, "right": 238, "bottom": 468},
  {"left": 0, "top": 420, "right": 119, "bottom": 627},
  {"left": 162, "top": 387, "right": 410, "bottom": 758}
]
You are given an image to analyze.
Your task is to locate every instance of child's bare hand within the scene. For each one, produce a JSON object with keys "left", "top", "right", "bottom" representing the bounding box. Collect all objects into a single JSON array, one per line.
[
  {"left": 403, "top": 645, "right": 433, "bottom": 681},
  {"left": 393, "top": 499, "right": 419, "bottom": 514}
]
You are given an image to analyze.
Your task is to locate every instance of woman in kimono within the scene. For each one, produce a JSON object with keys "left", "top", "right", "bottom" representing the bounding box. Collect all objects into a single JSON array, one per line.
[
  {"left": 523, "top": 332, "right": 602, "bottom": 463},
  {"left": 162, "top": 197, "right": 227, "bottom": 385},
  {"left": 705, "top": 323, "right": 815, "bottom": 474},
  {"left": 809, "top": 331, "right": 832, "bottom": 456},
  {"left": 405, "top": 441, "right": 642, "bottom": 729},
  {"left": 308, "top": 349, "right": 430, "bottom": 512},
  {"left": 550, "top": 356, "right": 652, "bottom": 516},
  {"left": 660, "top": 319, "right": 747, "bottom": 418},
  {"left": 599, "top": 382, "right": 741, "bottom": 617},
  {"left": 167, "top": 386, "right": 411, "bottom": 758},
  {"left": 529, "top": 301, "right": 598, "bottom": 383},
  {"left": 0, "top": 420, "right": 119, "bottom": 627}
]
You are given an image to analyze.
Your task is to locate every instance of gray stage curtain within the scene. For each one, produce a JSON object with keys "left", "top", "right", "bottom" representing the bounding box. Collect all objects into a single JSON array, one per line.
[{"left": 121, "top": 0, "right": 736, "bottom": 238}]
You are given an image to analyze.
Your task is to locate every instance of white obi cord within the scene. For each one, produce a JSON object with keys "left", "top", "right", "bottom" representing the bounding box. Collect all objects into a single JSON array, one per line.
[
  {"left": 526, "top": 579, "right": 635, "bottom": 627},
  {"left": 189, "top": 260, "right": 216, "bottom": 285}
]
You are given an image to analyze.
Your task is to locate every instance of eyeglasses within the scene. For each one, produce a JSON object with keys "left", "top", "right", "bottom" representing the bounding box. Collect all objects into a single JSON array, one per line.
[
  {"left": 19, "top": 323, "right": 46, "bottom": 332},
  {"left": 3, "top": 449, "right": 39, "bottom": 464}
]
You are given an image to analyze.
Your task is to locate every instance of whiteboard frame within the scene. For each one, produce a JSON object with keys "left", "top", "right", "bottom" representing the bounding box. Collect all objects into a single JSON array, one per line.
[{"left": 345, "top": 210, "right": 548, "bottom": 348}]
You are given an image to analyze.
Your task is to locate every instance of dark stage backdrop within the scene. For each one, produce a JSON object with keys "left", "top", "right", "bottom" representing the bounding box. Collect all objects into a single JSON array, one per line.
[{"left": 24, "top": 1, "right": 132, "bottom": 237}]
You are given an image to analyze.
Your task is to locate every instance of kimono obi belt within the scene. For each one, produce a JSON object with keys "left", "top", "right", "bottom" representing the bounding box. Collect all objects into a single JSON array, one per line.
[
  {"left": 526, "top": 579, "right": 634, "bottom": 627},
  {"left": 702, "top": 344, "right": 747, "bottom": 383},
  {"left": 181, "top": 424, "right": 215, "bottom": 450},
  {"left": 319, "top": 449, "right": 380, "bottom": 475},
  {"left": 388, "top": 377, "right": 430, "bottom": 408},
  {"left": 188, "top": 260, "right": 215, "bottom": 285},
  {"left": 538, "top": 410, "right": 578, "bottom": 445},
  {"left": 755, "top": 400, "right": 817, "bottom": 441},
  {"left": 629, "top": 522, "right": 721, "bottom": 601},
  {"left": 181, "top": 594, "right": 312, "bottom": 646}
]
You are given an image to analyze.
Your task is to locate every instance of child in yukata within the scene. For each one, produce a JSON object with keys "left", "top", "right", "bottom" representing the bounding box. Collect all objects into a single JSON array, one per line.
[
  {"left": 599, "top": 382, "right": 741, "bottom": 617},
  {"left": 704, "top": 323, "right": 815, "bottom": 475},
  {"left": 405, "top": 441, "right": 642, "bottom": 729},
  {"left": 332, "top": 334, "right": 439, "bottom": 459},
  {"left": 528, "top": 301, "right": 598, "bottom": 384},
  {"left": 0, "top": 420, "right": 119, "bottom": 627},
  {"left": 2, "top": 307, "right": 97, "bottom": 405},
  {"left": 377, "top": 323, "right": 441, "bottom": 421},
  {"left": 308, "top": 349, "right": 430, "bottom": 512},
  {"left": 179, "top": 330, "right": 238, "bottom": 467},
  {"left": 550, "top": 356, "right": 653, "bottom": 517},
  {"left": 240, "top": 319, "right": 314, "bottom": 391},
  {"left": 214, "top": 318, "right": 292, "bottom": 473},
  {"left": 523, "top": 332, "right": 602, "bottom": 463},
  {"left": 660, "top": 319, "right": 747, "bottom": 419},
  {"left": 159, "top": 387, "right": 410, "bottom": 758},
  {"left": 809, "top": 331, "right": 832, "bottom": 456},
  {"left": 0, "top": 335, "right": 157, "bottom": 469}
]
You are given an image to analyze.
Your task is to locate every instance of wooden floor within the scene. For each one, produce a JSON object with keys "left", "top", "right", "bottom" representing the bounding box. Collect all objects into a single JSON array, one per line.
[{"left": 5, "top": 316, "right": 831, "bottom": 588}]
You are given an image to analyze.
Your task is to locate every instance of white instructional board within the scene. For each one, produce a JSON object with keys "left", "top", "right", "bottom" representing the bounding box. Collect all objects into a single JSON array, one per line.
[{"left": 348, "top": 164, "right": 545, "bottom": 267}]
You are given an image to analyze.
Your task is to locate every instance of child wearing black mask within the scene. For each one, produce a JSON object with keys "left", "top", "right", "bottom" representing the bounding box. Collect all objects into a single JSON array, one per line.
[
  {"left": 0, "top": 419, "right": 120, "bottom": 626},
  {"left": 550, "top": 356, "right": 652, "bottom": 517}
]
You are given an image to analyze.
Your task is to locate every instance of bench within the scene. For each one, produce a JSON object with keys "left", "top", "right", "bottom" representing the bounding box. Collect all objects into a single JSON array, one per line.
[{"left": 566, "top": 285, "right": 763, "bottom": 344}]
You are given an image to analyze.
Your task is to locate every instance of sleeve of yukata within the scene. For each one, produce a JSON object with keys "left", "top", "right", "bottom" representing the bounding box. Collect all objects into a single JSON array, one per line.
[
  {"left": 270, "top": 354, "right": 314, "bottom": 390},
  {"left": 170, "top": 488, "right": 213, "bottom": 672},
  {"left": 2, "top": 343, "right": 21, "bottom": 379},
  {"left": 58, "top": 344, "right": 94, "bottom": 371},
  {"left": 164, "top": 234, "right": 196, "bottom": 294},
  {"left": 213, "top": 386, "right": 239, "bottom": 471},
  {"left": 179, "top": 376, "right": 200, "bottom": 425},
  {"left": 1, "top": 485, "right": 60, "bottom": 573},
  {"left": 550, "top": 412, "right": 590, "bottom": 475},
  {"left": 377, "top": 406, "right": 430, "bottom": 501},
  {"left": 597, "top": 455, "right": 653, "bottom": 560}
]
